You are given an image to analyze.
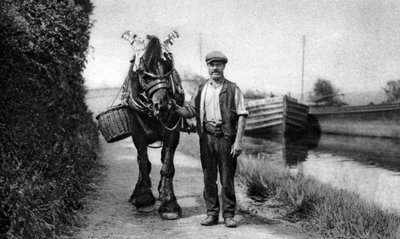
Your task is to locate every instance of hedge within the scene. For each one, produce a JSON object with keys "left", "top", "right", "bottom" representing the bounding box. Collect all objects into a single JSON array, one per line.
[{"left": 0, "top": 0, "right": 99, "bottom": 237}]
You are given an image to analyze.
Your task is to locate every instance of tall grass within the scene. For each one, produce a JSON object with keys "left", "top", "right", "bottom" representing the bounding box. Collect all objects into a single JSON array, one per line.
[{"left": 237, "top": 154, "right": 400, "bottom": 239}]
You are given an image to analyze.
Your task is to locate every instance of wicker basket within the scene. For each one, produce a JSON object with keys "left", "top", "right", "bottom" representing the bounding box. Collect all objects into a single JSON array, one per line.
[{"left": 96, "top": 104, "right": 134, "bottom": 143}]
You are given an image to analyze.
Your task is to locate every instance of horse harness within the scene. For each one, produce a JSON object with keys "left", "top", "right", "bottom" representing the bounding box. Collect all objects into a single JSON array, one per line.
[{"left": 127, "top": 59, "right": 183, "bottom": 131}]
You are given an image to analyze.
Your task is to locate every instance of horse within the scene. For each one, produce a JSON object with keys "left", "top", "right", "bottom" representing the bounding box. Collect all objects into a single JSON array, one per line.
[{"left": 121, "top": 33, "right": 185, "bottom": 220}]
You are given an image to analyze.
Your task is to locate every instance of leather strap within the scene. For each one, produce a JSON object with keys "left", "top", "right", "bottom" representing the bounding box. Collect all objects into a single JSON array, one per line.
[{"left": 144, "top": 79, "right": 170, "bottom": 97}]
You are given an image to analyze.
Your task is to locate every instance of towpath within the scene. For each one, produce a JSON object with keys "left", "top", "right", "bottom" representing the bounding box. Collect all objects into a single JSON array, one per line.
[{"left": 76, "top": 135, "right": 319, "bottom": 239}]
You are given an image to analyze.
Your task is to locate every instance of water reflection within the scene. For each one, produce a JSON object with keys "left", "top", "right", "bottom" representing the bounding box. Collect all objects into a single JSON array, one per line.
[
  {"left": 283, "top": 132, "right": 400, "bottom": 172},
  {"left": 242, "top": 132, "right": 315, "bottom": 166},
  {"left": 244, "top": 113, "right": 400, "bottom": 172},
  {"left": 282, "top": 133, "right": 310, "bottom": 166},
  {"left": 282, "top": 114, "right": 322, "bottom": 166},
  {"left": 243, "top": 123, "right": 400, "bottom": 213},
  {"left": 243, "top": 114, "right": 322, "bottom": 167},
  {"left": 313, "top": 134, "right": 400, "bottom": 171}
]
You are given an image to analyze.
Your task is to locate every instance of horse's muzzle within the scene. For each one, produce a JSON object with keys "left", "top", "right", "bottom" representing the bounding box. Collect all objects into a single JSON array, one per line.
[{"left": 152, "top": 101, "right": 171, "bottom": 118}]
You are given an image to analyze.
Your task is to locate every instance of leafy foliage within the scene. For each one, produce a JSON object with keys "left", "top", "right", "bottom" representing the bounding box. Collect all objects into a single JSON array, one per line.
[
  {"left": 243, "top": 89, "right": 270, "bottom": 99},
  {"left": 0, "top": 0, "right": 98, "bottom": 238},
  {"left": 383, "top": 80, "right": 400, "bottom": 103},
  {"left": 308, "top": 78, "right": 346, "bottom": 106}
]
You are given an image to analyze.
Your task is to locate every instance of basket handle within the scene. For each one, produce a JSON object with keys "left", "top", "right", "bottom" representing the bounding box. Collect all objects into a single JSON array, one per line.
[{"left": 110, "top": 84, "right": 125, "bottom": 107}]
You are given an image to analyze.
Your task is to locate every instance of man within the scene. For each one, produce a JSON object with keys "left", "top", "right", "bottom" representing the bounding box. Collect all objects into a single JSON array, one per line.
[{"left": 174, "top": 51, "right": 248, "bottom": 228}]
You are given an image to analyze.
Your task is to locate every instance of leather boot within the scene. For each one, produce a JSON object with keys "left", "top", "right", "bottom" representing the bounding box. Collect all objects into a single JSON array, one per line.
[
  {"left": 200, "top": 215, "right": 218, "bottom": 226},
  {"left": 224, "top": 217, "right": 237, "bottom": 228}
]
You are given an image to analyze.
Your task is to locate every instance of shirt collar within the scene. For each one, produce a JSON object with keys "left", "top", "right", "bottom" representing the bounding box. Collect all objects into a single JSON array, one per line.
[{"left": 208, "top": 77, "right": 225, "bottom": 87}]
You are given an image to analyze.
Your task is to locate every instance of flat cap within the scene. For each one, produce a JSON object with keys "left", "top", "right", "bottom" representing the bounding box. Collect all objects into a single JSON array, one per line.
[{"left": 205, "top": 51, "right": 228, "bottom": 64}]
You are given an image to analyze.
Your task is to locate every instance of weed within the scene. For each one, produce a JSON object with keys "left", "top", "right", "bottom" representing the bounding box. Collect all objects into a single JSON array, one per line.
[{"left": 237, "top": 154, "right": 400, "bottom": 239}]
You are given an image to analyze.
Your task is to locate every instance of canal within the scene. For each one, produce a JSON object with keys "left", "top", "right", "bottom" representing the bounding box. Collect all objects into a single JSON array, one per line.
[{"left": 243, "top": 133, "right": 400, "bottom": 214}]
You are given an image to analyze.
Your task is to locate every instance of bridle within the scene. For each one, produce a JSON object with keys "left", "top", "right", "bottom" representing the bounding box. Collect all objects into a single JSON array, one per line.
[
  {"left": 121, "top": 31, "right": 183, "bottom": 133},
  {"left": 137, "top": 58, "right": 182, "bottom": 132}
]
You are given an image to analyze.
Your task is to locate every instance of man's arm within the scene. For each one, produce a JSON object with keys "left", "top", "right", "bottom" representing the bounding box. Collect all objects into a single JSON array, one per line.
[
  {"left": 173, "top": 88, "right": 198, "bottom": 119},
  {"left": 231, "top": 115, "right": 246, "bottom": 157},
  {"left": 231, "top": 86, "right": 248, "bottom": 157},
  {"left": 175, "top": 101, "right": 196, "bottom": 118}
]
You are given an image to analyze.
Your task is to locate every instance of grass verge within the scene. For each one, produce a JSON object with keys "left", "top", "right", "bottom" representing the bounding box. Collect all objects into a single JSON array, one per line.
[{"left": 237, "top": 154, "right": 400, "bottom": 239}]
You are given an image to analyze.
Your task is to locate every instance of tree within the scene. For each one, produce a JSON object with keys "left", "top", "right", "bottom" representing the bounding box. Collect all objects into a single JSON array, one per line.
[
  {"left": 308, "top": 78, "right": 346, "bottom": 106},
  {"left": 243, "top": 89, "right": 270, "bottom": 99},
  {"left": 383, "top": 80, "right": 400, "bottom": 103}
]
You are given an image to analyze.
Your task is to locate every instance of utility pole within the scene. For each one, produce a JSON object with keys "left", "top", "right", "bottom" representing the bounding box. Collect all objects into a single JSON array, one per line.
[
  {"left": 199, "top": 33, "right": 203, "bottom": 75},
  {"left": 301, "top": 35, "right": 306, "bottom": 100}
]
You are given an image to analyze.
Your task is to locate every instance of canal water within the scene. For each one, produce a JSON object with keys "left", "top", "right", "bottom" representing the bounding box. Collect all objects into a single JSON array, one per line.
[{"left": 243, "top": 133, "right": 400, "bottom": 214}]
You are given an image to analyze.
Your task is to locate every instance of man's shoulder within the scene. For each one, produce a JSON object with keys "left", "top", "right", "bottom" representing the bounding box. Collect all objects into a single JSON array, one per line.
[
  {"left": 219, "top": 78, "right": 233, "bottom": 85},
  {"left": 222, "top": 78, "right": 238, "bottom": 91},
  {"left": 197, "top": 79, "right": 209, "bottom": 90}
]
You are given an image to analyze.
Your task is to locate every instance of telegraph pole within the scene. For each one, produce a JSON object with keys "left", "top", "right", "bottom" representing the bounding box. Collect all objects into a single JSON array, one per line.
[
  {"left": 301, "top": 35, "right": 306, "bottom": 100},
  {"left": 199, "top": 33, "right": 203, "bottom": 74}
]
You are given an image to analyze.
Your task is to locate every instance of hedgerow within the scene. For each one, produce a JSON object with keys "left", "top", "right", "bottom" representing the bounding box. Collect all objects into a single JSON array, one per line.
[{"left": 0, "top": 0, "right": 98, "bottom": 238}]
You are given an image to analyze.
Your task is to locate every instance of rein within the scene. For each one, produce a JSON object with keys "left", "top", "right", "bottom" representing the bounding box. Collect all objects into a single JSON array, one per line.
[
  {"left": 158, "top": 114, "right": 182, "bottom": 131},
  {"left": 139, "top": 70, "right": 182, "bottom": 132}
]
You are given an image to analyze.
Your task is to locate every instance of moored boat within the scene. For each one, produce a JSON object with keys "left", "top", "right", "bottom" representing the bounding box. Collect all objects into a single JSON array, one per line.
[
  {"left": 245, "top": 95, "right": 309, "bottom": 138},
  {"left": 309, "top": 103, "right": 400, "bottom": 138}
]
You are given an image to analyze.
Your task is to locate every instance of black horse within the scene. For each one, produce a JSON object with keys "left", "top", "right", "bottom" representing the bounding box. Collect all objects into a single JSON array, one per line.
[{"left": 122, "top": 34, "right": 185, "bottom": 220}]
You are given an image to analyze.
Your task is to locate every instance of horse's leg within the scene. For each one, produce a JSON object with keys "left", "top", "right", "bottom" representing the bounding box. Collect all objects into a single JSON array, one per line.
[
  {"left": 129, "top": 135, "right": 156, "bottom": 209},
  {"left": 157, "top": 147, "right": 166, "bottom": 199},
  {"left": 158, "top": 131, "right": 182, "bottom": 220}
]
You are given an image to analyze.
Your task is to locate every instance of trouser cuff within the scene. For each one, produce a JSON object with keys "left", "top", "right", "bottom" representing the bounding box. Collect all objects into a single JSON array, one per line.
[
  {"left": 223, "top": 212, "right": 235, "bottom": 219},
  {"left": 207, "top": 211, "right": 219, "bottom": 217}
]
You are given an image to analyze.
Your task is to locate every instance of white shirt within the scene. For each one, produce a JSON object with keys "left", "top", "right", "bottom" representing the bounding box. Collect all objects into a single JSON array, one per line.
[{"left": 199, "top": 78, "right": 248, "bottom": 125}]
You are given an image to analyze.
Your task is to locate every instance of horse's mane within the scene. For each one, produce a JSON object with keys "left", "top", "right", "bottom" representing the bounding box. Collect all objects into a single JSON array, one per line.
[{"left": 142, "top": 36, "right": 162, "bottom": 74}]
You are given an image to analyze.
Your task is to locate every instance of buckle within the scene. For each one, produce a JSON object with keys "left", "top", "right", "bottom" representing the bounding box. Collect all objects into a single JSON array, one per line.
[{"left": 203, "top": 122, "right": 223, "bottom": 137}]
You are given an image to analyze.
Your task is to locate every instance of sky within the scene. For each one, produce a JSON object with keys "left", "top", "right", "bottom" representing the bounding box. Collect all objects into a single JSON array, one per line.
[{"left": 83, "top": 0, "right": 400, "bottom": 99}]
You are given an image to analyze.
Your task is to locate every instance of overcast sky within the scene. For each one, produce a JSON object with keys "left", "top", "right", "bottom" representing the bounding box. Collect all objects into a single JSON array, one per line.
[{"left": 83, "top": 0, "right": 400, "bottom": 98}]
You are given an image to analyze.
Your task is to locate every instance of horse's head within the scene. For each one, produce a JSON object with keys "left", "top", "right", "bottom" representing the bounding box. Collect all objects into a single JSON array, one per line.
[{"left": 139, "top": 35, "right": 174, "bottom": 118}]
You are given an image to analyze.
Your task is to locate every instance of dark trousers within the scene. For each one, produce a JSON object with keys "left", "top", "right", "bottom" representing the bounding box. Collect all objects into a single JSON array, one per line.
[{"left": 199, "top": 132, "right": 237, "bottom": 218}]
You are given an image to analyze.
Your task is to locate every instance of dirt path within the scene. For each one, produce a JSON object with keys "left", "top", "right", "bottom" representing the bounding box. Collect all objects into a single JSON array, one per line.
[{"left": 76, "top": 137, "right": 318, "bottom": 239}]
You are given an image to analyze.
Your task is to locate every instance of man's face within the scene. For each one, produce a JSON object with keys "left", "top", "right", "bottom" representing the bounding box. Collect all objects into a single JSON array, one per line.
[{"left": 207, "top": 61, "right": 225, "bottom": 81}]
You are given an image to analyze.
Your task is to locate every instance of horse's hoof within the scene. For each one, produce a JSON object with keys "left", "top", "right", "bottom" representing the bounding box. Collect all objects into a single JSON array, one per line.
[
  {"left": 130, "top": 191, "right": 156, "bottom": 208},
  {"left": 137, "top": 204, "right": 157, "bottom": 213},
  {"left": 159, "top": 212, "right": 181, "bottom": 220}
]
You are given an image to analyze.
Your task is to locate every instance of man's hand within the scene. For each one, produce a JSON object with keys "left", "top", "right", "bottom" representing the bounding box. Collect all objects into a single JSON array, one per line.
[
  {"left": 170, "top": 99, "right": 179, "bottom": 110},
  {"left": 231, "top": 115, "right": 246, "bottom": 158},
  {"left": 170, "top": 99, "right": 196, "bottom": 119},
  {"left": 230, "top": 140, "right": 242, "bottom": 158},
  {"left": 171, "top": 99, "right": 184, "bottom": 115}
]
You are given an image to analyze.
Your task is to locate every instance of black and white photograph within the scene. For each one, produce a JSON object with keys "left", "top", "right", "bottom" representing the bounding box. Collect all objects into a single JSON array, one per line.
[{"left": 1, "top": 0, "right": 400, "bottom": 238}]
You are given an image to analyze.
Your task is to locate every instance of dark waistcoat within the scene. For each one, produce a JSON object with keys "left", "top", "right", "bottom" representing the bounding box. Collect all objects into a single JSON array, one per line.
[{"left": 194, "top": 79, "right": 238, "bottom": 137}]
